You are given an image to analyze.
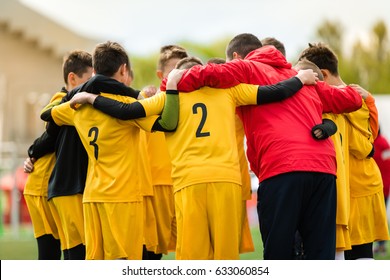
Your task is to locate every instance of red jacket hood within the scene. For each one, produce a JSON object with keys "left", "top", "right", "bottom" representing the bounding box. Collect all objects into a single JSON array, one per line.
[{"left": 245, "top": 45, "right": 292, "bottom": 69}]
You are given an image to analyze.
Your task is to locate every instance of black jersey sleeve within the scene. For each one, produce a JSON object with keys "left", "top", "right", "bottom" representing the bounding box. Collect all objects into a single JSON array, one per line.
[
  {"left": 256, "top": 77, "right": 303, "bottom": 104},
  {"left": 83, "top": 74, "right": 140, "bottom": 98},
  {"left": 93, "top": 96, "right": 146, "bottom": 120},
  {"left": 27, "top": 130, "right": 57, "bottom": 159}
]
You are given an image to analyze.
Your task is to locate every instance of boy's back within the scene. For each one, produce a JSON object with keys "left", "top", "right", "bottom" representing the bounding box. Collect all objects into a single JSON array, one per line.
[
  {"left": 51, "top": 93, "right": 158, "bottom": 202},
  {"left": 164, "top": 84, "right": 258, "bottom": 192}
]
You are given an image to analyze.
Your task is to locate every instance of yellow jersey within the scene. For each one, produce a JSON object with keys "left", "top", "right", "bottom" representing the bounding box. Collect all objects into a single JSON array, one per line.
[
  {"left": 51, "top": 94, "right": 158, "bottom": 203},
  {"left": 145, "top": 84, "right": 259, "bottom": 192}
]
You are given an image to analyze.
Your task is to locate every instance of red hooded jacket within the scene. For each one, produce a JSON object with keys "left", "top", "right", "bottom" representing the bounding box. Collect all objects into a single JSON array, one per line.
[{"left": 164, "top": 46, "right": 362, "bottom": 181}]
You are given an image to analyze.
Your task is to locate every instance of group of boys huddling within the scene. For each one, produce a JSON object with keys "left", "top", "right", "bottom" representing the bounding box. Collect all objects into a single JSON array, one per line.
[{"left": 23, "top": 32, "right": 389, "bottom": 260}]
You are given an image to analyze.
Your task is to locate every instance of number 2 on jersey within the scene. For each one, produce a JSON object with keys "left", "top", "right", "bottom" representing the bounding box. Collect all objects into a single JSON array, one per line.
[
  {"left": 88, "top": 127, "right": 99, "bottom": 160},
  {"left": 192, "top": 103, "right": 210, "bottom": 138}
]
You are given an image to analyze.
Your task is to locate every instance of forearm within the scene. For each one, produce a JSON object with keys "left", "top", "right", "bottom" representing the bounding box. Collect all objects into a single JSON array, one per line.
[
  {"left": 365, "top": 94, "right": 379, "bottom": 139},
  {"left": 160, "top": 60, "right": 249, "bottom": 92},
  {"left": 154, "top": 90, "right": 179, "bottom": 131},
  {"left": 256, "top": 77, "right": 303, "bottom": 104},
  {"left": 85, "top": 74, "right": 140, "bottom": 98},
  {"left": 311, "top": 118, "right": 338, "bottom": 140},
  {"left": 93, "top": 96, "right": 146, "bottom": 120},
  {"left": 41, "top": 108, "right": 54, "bottom": 122},
  {"left": 347, "top": 123, "right": 374, "bottom": 159},
  {"left": 28, "top": 131, "right": 56, "bottom": 159},
  {"left": 316, "top": 82, "right": 362, "bottom": 113}
]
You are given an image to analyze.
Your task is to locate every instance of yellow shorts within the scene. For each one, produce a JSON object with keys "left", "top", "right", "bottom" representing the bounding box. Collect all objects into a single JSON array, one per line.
[
  {"left": 349, "top": 191, "right": 390, "bottom": 245},
  {"left": 336, "top": 224, "right": 351, "bottom": 251},
  {"left": 240, "top": 200, "right": 255, "bottom": 254},
  {"left": 83, "top": 201, "right": 143, "bottom": 260},
  {"left": 151, "top": 185, "right": 176, "bottom": 254},
  {"left": 24, "top": 194, "right": 59, "bottom": 239},
  {"left": 175, "top": 182, "right": 242, "bottom": 260},
  {"left": 49, "top": 194, "right": 84, "bottom": 250},
  {"left": 143, "top": 195, "right": 158, "bottom": 253}
]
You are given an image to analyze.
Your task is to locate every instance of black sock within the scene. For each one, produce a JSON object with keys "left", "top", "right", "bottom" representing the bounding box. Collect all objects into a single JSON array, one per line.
[
  {"left": 147, "top": 251, "right": 163, "bottom": 260},
  {"left": 345, "top": 243, "right": 373, "bottom": 260},
  {"left": 68, "top": 243, "right": 86, "bottom": 260},
  {"left": 36, "top": 234, "right": 61, "bottom": 260},
  {"left": 142, "top": 245, "right": 162, "bottom": 260},
  {"left": 63, "top": 249, "right": 70, "bottom": 260}
]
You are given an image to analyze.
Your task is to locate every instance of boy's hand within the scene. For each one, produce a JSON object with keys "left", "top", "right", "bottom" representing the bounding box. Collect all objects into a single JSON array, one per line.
[
  {"left": 24, "top": 157, "right": 36, "bottom": 173},
  {"left": 311, "top": 119, "right": 337, "bottom": 140},
  {"left": 349, "top": 84, "right": 369, "bottom": 100},
  {"left": 312, "top": 128, "right": 324, "bottom": 139},
  {"left": 70, "top": 92, "right": 97, "bottom": 110},
  {"left": 296, "top": 69, "right": 318, "bottom": 85},
  {"left": 141, "top": 85, "right": 158, "bottom": 97},
  {"left": 166, "top": 69, "right": 186, "bottom": 90}
]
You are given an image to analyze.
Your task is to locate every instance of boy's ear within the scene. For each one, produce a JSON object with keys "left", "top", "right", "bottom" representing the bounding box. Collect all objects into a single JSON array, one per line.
[
  {"left": 67, "top": 72, "right": 76, "bottom": 87},
  {"left": 118, "top": 64, "right": 128, "bottom": 79},
  {"left": 232, "top": 52, "right": 242, "bottom": 60},
  {"left": 156, "top": 70, "right": 164, "bottom": 80},
  {"left": 320, "top": 69, "right": 329, "bottom": 79}
]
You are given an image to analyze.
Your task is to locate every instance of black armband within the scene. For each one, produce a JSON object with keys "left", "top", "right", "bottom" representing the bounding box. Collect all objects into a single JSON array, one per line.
[
  {"left": 257, "top": 77, "right": 303, "bottom": 104},
  {"left": 166, "top": 89, "right": 179, "bottom": 95}
]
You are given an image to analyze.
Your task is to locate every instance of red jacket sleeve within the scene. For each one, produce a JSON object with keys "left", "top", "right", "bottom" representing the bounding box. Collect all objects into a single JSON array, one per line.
[
  {"left": 315, "top": 81, "right": 362, "bottom": 113},
  {"left": 160, "top": 59, "right": 252, "bottom": 92}
]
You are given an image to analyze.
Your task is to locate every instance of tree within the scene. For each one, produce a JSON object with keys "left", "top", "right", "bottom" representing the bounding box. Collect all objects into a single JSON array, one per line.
[
  {"left": 315, "top": 19, "right": 344, "bottom": 57},
  {"left": 314, "top": 19, "right": 390, "bottom": 93},
  {"left": 372, "top": 20, "right": 388, "bottom": 61}
]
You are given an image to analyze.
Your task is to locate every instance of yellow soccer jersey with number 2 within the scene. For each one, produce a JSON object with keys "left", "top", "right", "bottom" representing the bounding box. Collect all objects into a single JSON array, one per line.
[
  {"left": 142, "top": 84, "right": 259, "bottom": 193},
  {"left": 51, "top": 94, "right": 159, "bottom": 203}
]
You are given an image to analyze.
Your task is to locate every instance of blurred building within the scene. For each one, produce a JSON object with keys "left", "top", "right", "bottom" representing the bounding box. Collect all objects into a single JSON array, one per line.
[{"left": 0, "top": 0, "right": 98, "bottom": 162}]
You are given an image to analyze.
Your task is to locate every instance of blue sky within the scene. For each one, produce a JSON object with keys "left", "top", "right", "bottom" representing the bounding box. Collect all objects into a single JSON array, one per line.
[{"left": 21, "top": 0, "right": 390, "bottom": 61}]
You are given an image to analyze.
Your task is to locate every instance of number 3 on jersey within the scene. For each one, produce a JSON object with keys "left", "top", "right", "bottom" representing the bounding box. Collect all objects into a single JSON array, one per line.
[
  {"left": 88, "top": 127, "right": 99, "bottom": 160},
  {"left": 192, "top": 103, "right": 210, "bottom": 138}
]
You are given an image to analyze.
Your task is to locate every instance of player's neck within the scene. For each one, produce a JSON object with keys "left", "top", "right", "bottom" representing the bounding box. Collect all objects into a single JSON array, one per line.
[{"left": 327, "top": 75, "right": 345, "bottom": 87}]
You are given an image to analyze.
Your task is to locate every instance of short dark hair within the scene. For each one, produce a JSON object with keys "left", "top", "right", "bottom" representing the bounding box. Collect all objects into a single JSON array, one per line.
[
  {"left": 93, "top": 41, "right": 130, "bottom": 77},
  {"left": 261, "top": 37, "right": 286, "bottom": 57},
  {"left": 62, "top": 50, "right": 92, "bottom": 85},
  {"left": 175, "top": 56, "right": 203, "bottom": 70},
  {"left": 298, "top": 43, "right": 339, "bottom": 76},
  {"left": 158, "top": 45, "right": 188, "bottom": 71},
  {"left": 226, "top": 33, "right": 262, "bottom": 61},
  {"left": 207, "top": 57, "right": 226, "bottom": 64}
]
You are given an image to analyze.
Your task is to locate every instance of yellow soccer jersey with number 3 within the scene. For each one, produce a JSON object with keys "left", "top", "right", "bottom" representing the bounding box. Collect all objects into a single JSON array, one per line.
[{"left": 51, "top": 94, "right": 159, "bottom": 203}]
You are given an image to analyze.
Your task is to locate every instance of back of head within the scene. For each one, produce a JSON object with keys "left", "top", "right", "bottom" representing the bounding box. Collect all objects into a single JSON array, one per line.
[
  {"left": 298, "top": 43, "right": 339, "bottom": 76},
  {"left": 226, "top": 33, "right": 262, "bottom": 61},
  {"left": 62, "top": 50, "right": 92, "bottom": 85},
  {"left": 158, "top": 45, "right": 188, "bottom": 72},
  {"left": 175, "top": 56, "right": 203, "bottom": 70},
  {"left": 93, "top": 41, "right": 130, "bottom": 77},
  {"left": 207, "top": 57, "right": 226, "bottom": 64},
  {"left": 261, "top": 37, "right": 286, "bottom": 57},
  {"left": 294, "top": 58, "right": 324, "bottom": 81}
]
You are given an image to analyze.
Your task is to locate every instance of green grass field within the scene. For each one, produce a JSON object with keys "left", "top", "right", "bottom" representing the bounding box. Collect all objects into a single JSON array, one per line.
[{"left": 0, "top": 224, "right": 389, "bottom": 260}]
